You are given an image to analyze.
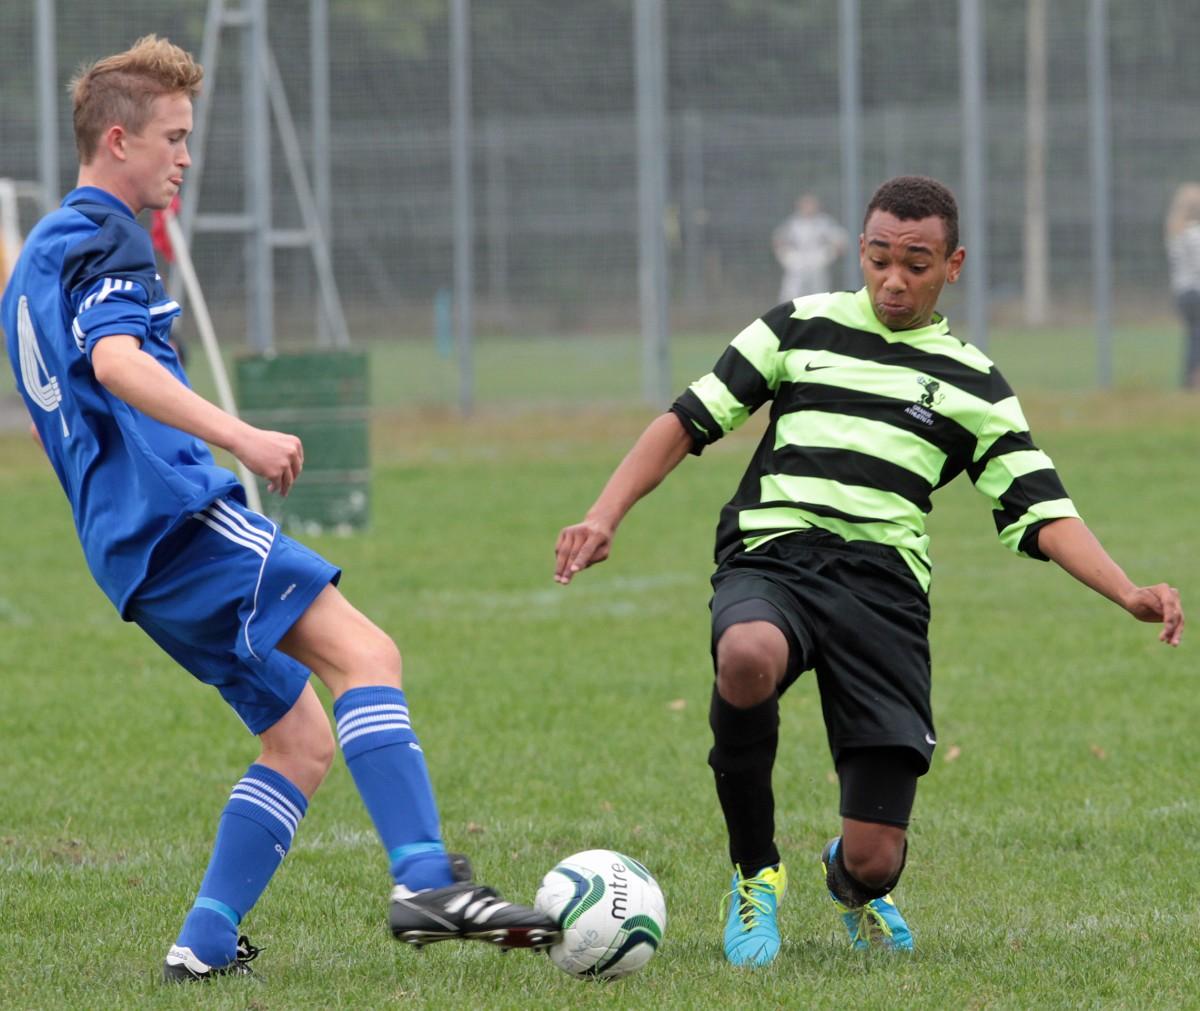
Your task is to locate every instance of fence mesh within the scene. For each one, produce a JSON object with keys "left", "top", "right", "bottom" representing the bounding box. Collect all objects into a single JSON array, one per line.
[{"left": 1, "top": 0, "right": 1198, "bottom": 412}]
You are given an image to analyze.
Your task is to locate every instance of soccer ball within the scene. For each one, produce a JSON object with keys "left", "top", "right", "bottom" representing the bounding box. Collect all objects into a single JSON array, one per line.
[{"left": 535, "top": 849, "right": 666, "bottom": 979}]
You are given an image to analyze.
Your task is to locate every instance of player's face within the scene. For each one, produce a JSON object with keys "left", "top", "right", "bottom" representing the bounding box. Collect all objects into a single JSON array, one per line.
[
  {"left": 121, "top": 92, "right": 192, "bottom": 213},
  {"left": 859, "top": 210, "right": 964, "bottom": 331}
]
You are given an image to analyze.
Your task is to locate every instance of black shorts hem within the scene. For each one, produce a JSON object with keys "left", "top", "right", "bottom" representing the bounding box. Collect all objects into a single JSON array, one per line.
[{"left": 831, "top": 737, "right": 933, "bottom": 776}]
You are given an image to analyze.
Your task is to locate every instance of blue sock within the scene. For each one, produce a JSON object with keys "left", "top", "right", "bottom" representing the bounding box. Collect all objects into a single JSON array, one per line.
[
  {"left": 333, "top": 685, "right": 453, "bottom": 890},
  {"left": 175, "top": 764, "right": 307, "bottom": 967}
]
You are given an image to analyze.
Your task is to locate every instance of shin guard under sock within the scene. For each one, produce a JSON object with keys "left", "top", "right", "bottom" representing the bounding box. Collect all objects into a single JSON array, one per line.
[
  {"left": 707, "top": 686, "right": 780, "bottom": 875},
  {"left": 176, "top": 764, "right": 307, "bottom": 966},
  {"left": 333, "top": 685, "right": 453, "bottom": 891}
]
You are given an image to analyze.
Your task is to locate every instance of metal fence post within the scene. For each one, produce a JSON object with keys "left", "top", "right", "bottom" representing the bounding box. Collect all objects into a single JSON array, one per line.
[
  {"left": 450, "top": 0, "right": 475, "bottom": 415},
  {"left": 838, "top": 0, "right": 861, "bottom": 292},
  {"left": 1088, "top": 0, "right": 1113, "bottom": 388},
  {"left": 635, "top": 0, "right": 670, "bottom": 406},
  {"left": 960, "top": 0, "right": 988, "bottom": 351},
  {"left": 36, "top": 0, "right": 58, "bottom": 214}
]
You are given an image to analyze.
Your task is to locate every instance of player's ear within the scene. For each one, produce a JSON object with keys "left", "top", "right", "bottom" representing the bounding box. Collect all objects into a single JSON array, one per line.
[
  {"left": 103, "top": 124, "right": 129, "bottom": 161},
  {"left": 945, "top": 246, "right": 966, "bottom": 284}
]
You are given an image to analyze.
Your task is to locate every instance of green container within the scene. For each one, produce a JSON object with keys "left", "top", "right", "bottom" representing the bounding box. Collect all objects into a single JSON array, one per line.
[{"left": 235, "top": 350, "right": 370, "bottom": 532}]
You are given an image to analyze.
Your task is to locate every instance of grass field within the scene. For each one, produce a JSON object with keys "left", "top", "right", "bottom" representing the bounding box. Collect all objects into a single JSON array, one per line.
[{"left": 1, "top": 337, "right": 1198, "bottom": 1008}]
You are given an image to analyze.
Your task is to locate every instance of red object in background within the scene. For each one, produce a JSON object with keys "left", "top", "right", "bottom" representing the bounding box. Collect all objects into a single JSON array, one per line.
[{"left": 150, "top": 196, "right": 181, "bottom": 263}]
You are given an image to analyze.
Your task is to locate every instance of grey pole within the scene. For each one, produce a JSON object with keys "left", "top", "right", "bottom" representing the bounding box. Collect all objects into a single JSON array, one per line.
[
  {"left": 634, "top": 0, "right": 670, "bottom": 405},
  {"left": 311, "top": 0, "right": 333, "bottom": 347},
  {"left": 681, "top": 109, "right": 706, "bottom": 305},
  {"left": 170, "top": 0, "right": 223, "bottom": 311},
  {"left": 1088, "top": 0, "right": 1113, "bottom": 388},
  {"left": 450, "top": 0, "right": 475, "bottom": 414},
  {"left": 959, "top": 0, "right": 988, "bottom": 350},
  {"left": 484, "top": 118, "right": 511, "bottom": 326},
  {"left": 838, "top": 0, "right": 861, "bottom": 291},
  {"left": 1023, "top": 0, "right": 1049, "bottom": 325},
  {"left": 266, "top": 52, "right": 350, "bottom": 348},
  {"left": 35, "top": 0, "right": 58, "bottom": 213},
  {"left": 245, "top": 0, "right": 274, "bottom": 353}
]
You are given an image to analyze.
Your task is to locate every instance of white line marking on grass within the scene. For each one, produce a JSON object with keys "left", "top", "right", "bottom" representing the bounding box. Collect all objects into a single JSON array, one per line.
[{"left": 414, "top": 572, "right": 697, "bottom": 621}]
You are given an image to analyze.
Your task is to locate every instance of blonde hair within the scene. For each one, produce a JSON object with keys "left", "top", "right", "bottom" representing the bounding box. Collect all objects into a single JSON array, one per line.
[
  {"left": 71, "top": 35, "right": 203, "bottom": 163},
  {"left": 1166, "top": 183, "right": 1200, "bottom": 240}
]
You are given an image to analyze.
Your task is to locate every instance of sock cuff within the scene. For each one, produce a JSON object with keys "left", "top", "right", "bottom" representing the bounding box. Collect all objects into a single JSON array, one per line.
[
  {"left": 225, "top": 764, "right": 308, "bottom": 849},
  {"left": 193, "top": 896, "right": 242, "bottom": 927},
  {"left": 334, "top": 686, "right": 415, "bottom": 758},
  {"left": 709, "top": 685, "right": 780, "bottom": 742}
]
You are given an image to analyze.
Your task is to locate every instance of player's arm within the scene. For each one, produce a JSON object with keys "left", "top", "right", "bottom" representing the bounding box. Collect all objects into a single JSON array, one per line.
[
  {"left": 554, "top": 412, "right": 694, "bottom": 585},
  {"left": 1037, "top": 516, "right": 1183, "bottom": 646},
  {"left": 91, "top": 334, "right": 303, "bottom": 496}
]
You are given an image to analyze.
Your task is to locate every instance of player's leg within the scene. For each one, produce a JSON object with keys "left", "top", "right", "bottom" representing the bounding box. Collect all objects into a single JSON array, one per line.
[
  {"left": 131, "top": 501, "right": 340, "bottom": 981},
  {"left": 277, "top": 583, "right": 558, "bottom": 950},
  {"left": 821, "top": 747, "right": 921, "bottom": 951},
  {"left": 810, "top": 543, "right": 932, "bottom": 952},
  {"left": 713, "top": 618, "right": 792, "bottom": 968},
  {"left": 276, "top": 584, "right": 452, "bottom": 890},
  {"left": 166, "top": 683, "right": 331, "bottom": 980},
  {"left": 711, "top": 618, "right": 790, "bottom": 876},
  {"left": 708, "top": 567, "right": 811, "bottom": 968}
]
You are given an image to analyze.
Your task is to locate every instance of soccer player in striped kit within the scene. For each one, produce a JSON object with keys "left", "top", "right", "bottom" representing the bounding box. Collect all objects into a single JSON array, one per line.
[
  {"left": 2, "top": 36, "right": 555, "bottom": 981},
  {"left": 555, "top": 175, "right": 1183, "bottom": 967}
]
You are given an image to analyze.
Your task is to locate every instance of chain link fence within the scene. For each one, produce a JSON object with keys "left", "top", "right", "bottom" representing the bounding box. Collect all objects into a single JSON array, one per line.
[{"left": 2, "top": 0, "right": 1198, "bottom": 413}]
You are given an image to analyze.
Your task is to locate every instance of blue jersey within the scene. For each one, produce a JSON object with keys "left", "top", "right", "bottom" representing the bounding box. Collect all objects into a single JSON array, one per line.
[{"left": 2, "top": 186, "right": 239, "bottom": 616}]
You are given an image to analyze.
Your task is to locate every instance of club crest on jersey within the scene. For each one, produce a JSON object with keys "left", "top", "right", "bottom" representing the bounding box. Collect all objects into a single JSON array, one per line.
[{"left": 905, "top": 376, "right": 944, "bottom": 426}]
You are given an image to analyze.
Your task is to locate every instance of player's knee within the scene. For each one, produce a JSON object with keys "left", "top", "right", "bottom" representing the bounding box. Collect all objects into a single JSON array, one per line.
[
  {"left": 335, "top": 630, "right": 402, "bottom": 691},
  {"left": 715, "top": 623, "right": 786, "bottom": 689},
  {"left": 841, "top": 835, "right": 905, "bottom": 890},
  {"left": 310, "top": 719, "right": 337, "bottom": 776},
  {"left": 261, "top": 718, "right": 335, "bottom": 795},
  {"left": 293, "top": 729, "right": 336, "bottom": 789},
  {"left": 361, "top": 632, "right": 402, "bottom": 687}
]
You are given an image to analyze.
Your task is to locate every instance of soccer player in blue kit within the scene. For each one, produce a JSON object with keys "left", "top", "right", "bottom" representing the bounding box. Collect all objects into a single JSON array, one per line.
[{"left": 2, "top": 36, "right": 556, "bottom": 981}]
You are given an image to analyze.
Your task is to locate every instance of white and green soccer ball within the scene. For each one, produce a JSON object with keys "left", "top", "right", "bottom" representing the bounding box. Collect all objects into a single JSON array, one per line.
[{"left": 535, "top": 849, "right": 666, "bottom": 979}]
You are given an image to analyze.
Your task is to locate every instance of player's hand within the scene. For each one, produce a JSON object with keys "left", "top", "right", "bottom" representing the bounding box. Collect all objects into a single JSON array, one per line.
[
  {"left": 555, "top": 519, "right": 614, "bottom": 585},
  {"left": 232, "top": 425, "right": 304, "bottom": 497},
  {"left": 1122, "top": 583, "right": 1184, "bottom": 646}
]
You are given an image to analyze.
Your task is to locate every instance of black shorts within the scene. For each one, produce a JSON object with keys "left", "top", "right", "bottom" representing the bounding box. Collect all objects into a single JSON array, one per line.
[{"left": 710, "top": 529, "right": 935, "bottom": 773}]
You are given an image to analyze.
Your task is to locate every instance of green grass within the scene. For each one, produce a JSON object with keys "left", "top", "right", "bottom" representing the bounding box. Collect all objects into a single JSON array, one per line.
[
  {"left": 184, "top": 316, "right": 1191, "bottom": 414},
  {"left": 1, "top": 385, "right": 1198, "bottom": 1008}
]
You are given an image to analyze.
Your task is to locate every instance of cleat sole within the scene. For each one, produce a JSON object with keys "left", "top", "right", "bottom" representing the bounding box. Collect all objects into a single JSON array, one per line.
[
  {"left": 463, "top": 926, "right": 560, "bottom": 950},
  {"left": 394, "top": 926, "right": 559, "bottom": 951}
]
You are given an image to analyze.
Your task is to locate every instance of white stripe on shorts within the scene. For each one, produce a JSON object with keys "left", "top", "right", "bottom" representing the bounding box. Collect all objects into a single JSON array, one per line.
[
  {"left": 208, "top": 499, "right": 274, "bottom": 553},
  {"left": 193, "top": 510, "right": 268, "bottom": 559}
]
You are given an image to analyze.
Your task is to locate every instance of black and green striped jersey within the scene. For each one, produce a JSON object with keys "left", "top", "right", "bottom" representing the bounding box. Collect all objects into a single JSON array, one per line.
[{"left": 670, "top": 288, "right": 1078, "bottom": 593}]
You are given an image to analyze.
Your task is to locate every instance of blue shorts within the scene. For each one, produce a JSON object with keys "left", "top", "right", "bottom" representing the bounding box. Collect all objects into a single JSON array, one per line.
[{"left": 128, "top": 496, "right": 341, "bottom": 734}]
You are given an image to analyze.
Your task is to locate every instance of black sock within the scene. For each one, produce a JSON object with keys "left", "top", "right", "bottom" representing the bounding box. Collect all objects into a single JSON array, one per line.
[{"left": 707, "top": 685, "right": 780, "bottom": 875}]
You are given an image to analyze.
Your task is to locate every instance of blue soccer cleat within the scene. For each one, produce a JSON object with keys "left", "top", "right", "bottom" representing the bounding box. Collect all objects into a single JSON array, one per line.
[
  {"left": 721, "top": 862, "right": 788, "bottom": 967},
  {"left": 820, "top": 838, "right": 913, "bottom": 951}
]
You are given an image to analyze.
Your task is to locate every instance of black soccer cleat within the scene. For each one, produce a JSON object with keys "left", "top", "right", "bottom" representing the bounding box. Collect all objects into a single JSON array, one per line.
[
  {"left": 389, "top": 853, "right": 559, "bottom": 951},
  {"left": 162, "top": 934, "right": 262, "bottom": 982}
]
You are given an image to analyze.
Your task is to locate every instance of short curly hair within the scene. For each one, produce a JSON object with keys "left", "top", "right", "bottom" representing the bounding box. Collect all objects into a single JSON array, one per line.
[
  {"left": 864, "top": 176, "right": 959, "bottom": 255},
  {"left": 71, "top": 35, "right": 203, "bottom": 163}
]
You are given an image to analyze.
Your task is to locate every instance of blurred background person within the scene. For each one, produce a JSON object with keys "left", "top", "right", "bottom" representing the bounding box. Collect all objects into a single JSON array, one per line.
[
  {"left": 771, "top": 192, "right": 848, "bottom": 302},
  {"left": 1165, "top": 182, "right": 1200, "bottom": 390}
]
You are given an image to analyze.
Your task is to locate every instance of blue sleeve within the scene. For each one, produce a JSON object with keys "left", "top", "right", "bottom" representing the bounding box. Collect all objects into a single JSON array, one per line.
[{"left": 60, "top": 214, "right": 159, "bottom": 357}]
